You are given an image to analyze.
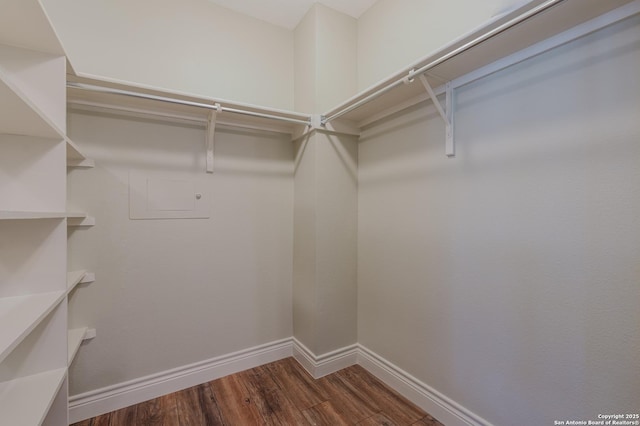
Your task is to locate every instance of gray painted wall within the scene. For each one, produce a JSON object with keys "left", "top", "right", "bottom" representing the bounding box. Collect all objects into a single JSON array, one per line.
[
  {"left": 358, "top": 15, "right": 640, "bottom": 425},
  {"left": 67, "top": 110, "right": 294, "bottom": 395},
  {"left": 293, "top": 131, "right": 358, "bottom": 355}
]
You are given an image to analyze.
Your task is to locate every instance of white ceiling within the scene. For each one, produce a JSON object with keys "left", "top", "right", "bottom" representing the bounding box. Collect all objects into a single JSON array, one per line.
[{"left": 207, "top": 0, "right": 378, "bottom": 30}]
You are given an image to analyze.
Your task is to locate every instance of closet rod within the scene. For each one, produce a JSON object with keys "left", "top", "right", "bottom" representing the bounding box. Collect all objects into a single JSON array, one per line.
[
  {"left": 321, "top": 0, "right": 565, "bottom": 125},
  {"left": 67, "top": 82, "right": 312, "bottom": 127}
]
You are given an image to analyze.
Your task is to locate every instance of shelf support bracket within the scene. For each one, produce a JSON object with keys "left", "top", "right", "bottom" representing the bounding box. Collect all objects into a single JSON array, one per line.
[
  {"left": 418, "top": 75, "right": 455, "bottom": 157},
  {"left": 206, "top": 104, "right": 221, "bottom": 173}
]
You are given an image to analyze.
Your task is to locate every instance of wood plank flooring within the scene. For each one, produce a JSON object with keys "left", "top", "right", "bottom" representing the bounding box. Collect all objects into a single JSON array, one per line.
[{"left": 72, "top": 357, "right": 444, "bottom": 426}]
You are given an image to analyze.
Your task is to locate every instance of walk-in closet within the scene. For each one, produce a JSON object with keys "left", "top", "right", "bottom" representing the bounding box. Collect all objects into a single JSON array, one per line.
[{"left": 1, "top": 0, "right": 639, "bottom": 425}]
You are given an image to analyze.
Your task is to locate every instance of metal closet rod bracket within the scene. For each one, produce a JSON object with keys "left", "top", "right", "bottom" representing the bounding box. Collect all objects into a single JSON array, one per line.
[
  {"left": 318, "top": 65, "right": 455, "bottom": 157},
  {"left": 400, "top": 69, "right": 455, "bottom": 157},
  {"left": 206, "top": 104, "right": 220, "bottom": 173},
  {"left": 414, "top": 72, "right": 455, "bottom": 157},
  {"left": 311, "top": 115, "right": 324, "bottom": 129},
  {"left": 319, "top": 67, "right": 456, "bottom": 157}
]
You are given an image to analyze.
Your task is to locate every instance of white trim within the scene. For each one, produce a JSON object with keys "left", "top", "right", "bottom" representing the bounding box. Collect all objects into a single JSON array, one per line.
[
  {"left": 68, "top": 338, "right": 292, "bottom": 423},
  {"left": 291, "top": 338, "right": 316, "bottom": 375},
  {"left": 357, "top": 345, "right": 493, "bottom": 426},
  {"left": 292, "top": 338, "right": 358, "bottom": 379},
  {"left": 68, "top": 338, "right": 494, "bottom": 426}
]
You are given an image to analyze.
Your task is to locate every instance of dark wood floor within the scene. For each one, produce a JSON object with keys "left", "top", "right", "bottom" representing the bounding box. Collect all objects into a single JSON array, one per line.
[{"left": 72, "top": 357, "right": 444, "bottom": 426}]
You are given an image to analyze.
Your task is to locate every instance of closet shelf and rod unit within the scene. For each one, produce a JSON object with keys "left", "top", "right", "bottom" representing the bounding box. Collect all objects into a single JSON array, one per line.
[
  {"left": 0, "top": 0, "right": 95, "bottom": 424},
  {"left": 322, "top": 0, "right": 640, "bottom": 155},
  {"left": 67, "top": 82, "right": 313, "bottom": 127},
  {"left": 67, "top": 75, "right": 314, "bottom": 173},
  {"left": 322, "top": 0, "right": 572, "bottom": 125},
  {"left": 65, "top": 0, "right": 640, "bottom": 160}
]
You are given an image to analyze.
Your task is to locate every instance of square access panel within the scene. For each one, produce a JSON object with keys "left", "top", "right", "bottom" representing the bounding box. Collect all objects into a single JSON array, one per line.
[{"left": 129, "top": 171, "right": 210, "bottom": 219}]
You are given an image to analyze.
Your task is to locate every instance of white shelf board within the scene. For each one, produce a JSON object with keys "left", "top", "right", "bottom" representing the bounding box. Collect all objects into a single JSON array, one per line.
[
  {"left": 66, "top": 137, "right": 94, "bottom": 168},
  {"left": 67, "top": 270, "right": 87, "bottom": 293},
  {"left": 67, "top": 327, "right": 88, "bottom": 365},
  {"left": 66, "top": 212, "right": 88, "bottom": 219},
  {"left": 67, "top": 157, "right": 95, "bottom": 168},
  {"left": 66, "top": 212, "right": 96, "bottom": 227},
  {"left": 67, "top": 73, "right": 311, "bottom": 136},
  {"left": 67, "top": 270, "right": 94, "bottom": 294},
  {"left": 0, "top": 211, "right": 66, "bottom": 220},
  {"left": 324, "top": 0, "right": 638, "bottom": 126},
  {"left": 0, "top": 0, "right": 65, "bottom": 55},
  {"left": 0, "top": 368, "right": 67, "bottom": 426},
  {"left": 0, "top": 71, "right": 64, "bottom": 140},
  {"left": 0, "top": 291, "right": 66, "bottom": 364}
]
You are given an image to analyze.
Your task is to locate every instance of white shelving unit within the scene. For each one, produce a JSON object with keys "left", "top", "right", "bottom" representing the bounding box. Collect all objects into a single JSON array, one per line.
[
  {"left": 67, "top": 270, "right": 94, "bottom": 294},
  {"left": 0, "top": 368, "right": 67, "bottom": 426},
  {"left": 66, "top": 137, "right": 95, "bottom": 168},
  {"left": 0, "top": 211, "right": 66, "bottom": 220},
  {"left": 67, "top": 328, "right": 88, "bottom": 365},
  {"left": 67, "top": 270, "right": 87, "bottom": 291},
  {"left": 66, "top": 268, "right": 96, "bottom": 365},
  {"left": 0, "top": 291, "right": 67, "bottom": 364},
  {"left": 66, "top": 135, "right": 96, "bottom": 371},
  {"left": 0, "top": 43, "right": 64, "bottom": 140},
  {"left": 66, "top": 212, "right": 96, "bottom": 227},
  {"left": 0, "top": 0, "right": 72, "bottom": 424}
]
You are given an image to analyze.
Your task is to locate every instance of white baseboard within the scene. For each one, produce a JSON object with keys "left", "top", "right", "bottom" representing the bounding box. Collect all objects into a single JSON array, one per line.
[
  {"left": 357, "top": 345, "right": 493, "bottom": 426},
  {"left": 292, "top": 337, "right": 358, "bottom": 379},
  {"left": 68, "top": 338, "right": 293, "bottom": 423},
  {"left": 69, "top": 338, "right": 491, "bottom": 426}
]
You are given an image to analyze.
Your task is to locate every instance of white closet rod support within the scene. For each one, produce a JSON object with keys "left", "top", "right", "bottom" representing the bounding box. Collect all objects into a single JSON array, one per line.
[
  {"left": 418, "top": 75, "right": 455, "bottom": 157},
  {"left": 321, "top": 0, "right": 566, "bottom": 125},
  {"left": 418, "top": 75, "right": 448, "bottom": 126},
  {"left": 67, "top": 82, "right": 312, "bottom": 127},
  {"left": 206, "top": 107, "right": 218, "bottom": 173}
]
